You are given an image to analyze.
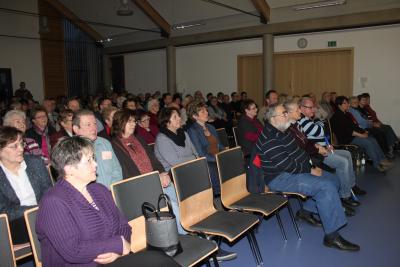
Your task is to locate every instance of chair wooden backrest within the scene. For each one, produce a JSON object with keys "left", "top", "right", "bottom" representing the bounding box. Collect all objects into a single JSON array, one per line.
[
  {"left": 0, "top": 214, "right": 17, "bottom": 267},
  {"left": 24, "top": 207, "right": 41, "bottom": 267},
  {"left": 171, "top": 158, "right": 216, "bottom": 230},
  {"left": 216, "top": 147, "right": 250, "bottom": 207},
  {"left": 110, "top": 171, "right": 165, "bottom": 253},
  {"left": 232, "top": 126, "right": 239, "bottom": 147},
  {"left": 216, "top": 128, "right": 229, "bottom": 149}
]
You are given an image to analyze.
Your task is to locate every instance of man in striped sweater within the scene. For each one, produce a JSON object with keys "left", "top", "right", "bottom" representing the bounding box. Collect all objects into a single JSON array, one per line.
[
  {"left": 298, "top": 97, "right": 365, "bottom": 211},
  {"left": 255, "top": 103, "right": 359, "bottom": 251}
]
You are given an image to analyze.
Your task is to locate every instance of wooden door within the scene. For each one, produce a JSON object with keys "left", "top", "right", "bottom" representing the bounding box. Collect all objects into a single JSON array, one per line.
[{"left": 237, "top": 54, "right": 263, "bottom": 107}]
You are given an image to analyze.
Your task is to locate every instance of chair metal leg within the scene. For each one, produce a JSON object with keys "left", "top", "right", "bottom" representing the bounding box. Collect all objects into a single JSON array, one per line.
[
  {"left": 250, "top": 230, "right": 263, "bottom": 265},
  {"left": 276, "top": 212, "right": 287, "bottom": 241},
  {"left": 212, "top": 255, "right": 219, "bottom": 267},
  {"left": 287, "top": 200, "right": 301, "bottom": 240},
  {"left": 247, "top": 234, "right": 260, "bottom": 266},
  {"left": 206, "top": 260, "right": 212, "bottom": 267}
]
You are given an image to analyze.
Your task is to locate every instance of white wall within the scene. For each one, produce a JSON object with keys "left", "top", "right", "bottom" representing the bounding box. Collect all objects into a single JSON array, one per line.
[
  {"left": 0, "top": 0, "right": 44, "bottom": 101},
  {"left": 124, "top": 49, "right": 167, "bottom": 94},
  {"left": 123, "top": 24, "right": 400, "bottom": 133}
]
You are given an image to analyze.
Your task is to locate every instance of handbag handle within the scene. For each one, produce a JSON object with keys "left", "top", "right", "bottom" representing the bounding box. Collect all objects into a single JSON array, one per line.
[
  {"left": 157, "top": 194, "right": 175, "bottom": 217},
  {"left": 142, "top": 202, "right": 160, "bottom": 220}
]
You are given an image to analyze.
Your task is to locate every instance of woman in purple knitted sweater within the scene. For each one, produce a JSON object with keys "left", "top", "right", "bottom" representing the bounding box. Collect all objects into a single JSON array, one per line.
[{"left": 36, "top": 136, "right": 131, "bottom": 266}]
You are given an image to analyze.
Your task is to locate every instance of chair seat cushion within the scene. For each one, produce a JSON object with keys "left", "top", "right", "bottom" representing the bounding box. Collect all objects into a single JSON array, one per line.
[
  {"left": 173, "top": 235, "right": 218, "bottom": 266},
  {"left": 189, "top": 211, "right": 259, "bottom": 242},
  {"left": 229, "top": 194, "right": 287, "bottom": 216}
]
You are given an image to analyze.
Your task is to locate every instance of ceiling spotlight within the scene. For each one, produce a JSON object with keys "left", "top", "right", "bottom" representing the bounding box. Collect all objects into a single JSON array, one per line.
[
  {"left": 293, "top": 0, "right": 346, "bottom": 11},
  {"left": 117, "top": 0, "right": 133, "bottom": 16}
]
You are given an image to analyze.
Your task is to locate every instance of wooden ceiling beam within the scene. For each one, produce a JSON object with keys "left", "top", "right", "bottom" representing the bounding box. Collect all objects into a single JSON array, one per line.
[
  {"left": 41, "top": 0, "right": 103, "bottom": 41},
  {"left": 251, "top": 0, "right": 270, "bottom": 23},
  {"left": 133, "top": 0, "right": 171, "bottom": 37}
]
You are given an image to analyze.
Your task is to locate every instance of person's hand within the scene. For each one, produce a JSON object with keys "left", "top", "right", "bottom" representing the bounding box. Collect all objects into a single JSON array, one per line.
[
  {"left": 311, "top": 167, "right": 322, "bottom": 177},
  {"left": 360, "top": 132, "right": 368, "bottom": 138},
  {"left": 160, "top": 172, "right": 171, "bottom": 188},
  {"left": 121, "top": 236, "right": 131, "bottom": 256},
  {"left": 94, "top": 252, "right": 120, "bottom": 264}
]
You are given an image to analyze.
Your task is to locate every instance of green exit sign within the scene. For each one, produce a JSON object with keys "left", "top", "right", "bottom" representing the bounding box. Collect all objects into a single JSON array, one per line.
[{"left": 328, "top": 41, "right": 337, "bottom": 47}]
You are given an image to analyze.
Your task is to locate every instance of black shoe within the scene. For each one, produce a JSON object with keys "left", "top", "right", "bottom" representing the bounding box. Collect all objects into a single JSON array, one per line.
[
  {"left": 214, "top": 249, "right": 237, "bottom": 262},
  {"left": 342, "top": 197, "right": 360, "bottom": 207},
  {"left": 323, "top": 235, "right": 360, "bottom": 251},
  {"left": 352, "top": 185, "right": 367, "bottom": 195},
  {"left": 296, "top": 210, "right": 322, "bottom": 227},
  {"left": 343, "top": 205, "right": 355, "bottom": 217}
]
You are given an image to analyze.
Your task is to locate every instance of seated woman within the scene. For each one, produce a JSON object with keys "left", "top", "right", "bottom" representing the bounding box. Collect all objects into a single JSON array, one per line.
[
  {"left": 110, "top": 109, "right": 185, "bottom": 234},
  {"left": 50, "top": 108, "right": 74, "bottom": 147},
  {"left": 330, "top": 96, "right": 393, "bottom": 172},
  {"left": 147, "top": 99, "right": 160, "bottom": 128},
  {"left": 154, "top": 107, "right": 198, "bottom": 174},
  {"left": 36, "top": 136, "right": 131, "bottom": 266},
  {"left": 2, "top": 110, "right": 43, "bottom": 160},
  {"left": 187, "top": 101, "right": 224, "bottom": 196},
  {"left": 98, "top": 106, "right": 118, "bottom": 141},
  {"left": 0, "top": 126, "right": 52, "bottom": 244},
  {"left": 135, "top": 109, "right": 159, "bottom": 144},
  {"left": 207, "top": 96, "right": 229, "bottom": 130}
]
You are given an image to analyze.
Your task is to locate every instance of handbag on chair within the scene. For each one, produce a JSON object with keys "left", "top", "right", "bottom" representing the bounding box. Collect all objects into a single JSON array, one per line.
[{"left": 142, "top": 194, "right": 182, "bottom": 257}]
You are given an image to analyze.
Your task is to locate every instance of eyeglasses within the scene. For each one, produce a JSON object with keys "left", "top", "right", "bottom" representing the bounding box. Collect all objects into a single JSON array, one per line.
[
  {"left": 272, "top": 111, "right": 288, "bottom": 117},
  {"left": 301, "top": 105, "right": 314, "bottom": 109}
]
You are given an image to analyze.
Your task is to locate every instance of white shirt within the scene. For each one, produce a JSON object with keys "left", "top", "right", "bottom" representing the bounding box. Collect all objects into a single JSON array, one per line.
[{"left": 0, "top": 161, "right": 37, "bottom": 206}]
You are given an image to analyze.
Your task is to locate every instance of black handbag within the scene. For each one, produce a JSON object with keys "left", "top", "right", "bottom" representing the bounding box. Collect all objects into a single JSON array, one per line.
[{"left": 142, "top": 194, "right": 182, "bottom": 257}]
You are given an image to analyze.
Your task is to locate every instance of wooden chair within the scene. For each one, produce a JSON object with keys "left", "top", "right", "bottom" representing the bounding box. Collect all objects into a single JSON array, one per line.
[
  {"left": 111, "top": 171, "right": 218, "bottom": 267},
  {"left": 24, "top": 207, "right": 41, "bottom": 267},
  {"left": 171, "top": 158, "right": 263, "bottom": 266},
  {"left": 216, "top": 128, "right": 230, "bottom": 149},
  {"left": 216, "top": 147, "right": 303, "bottom": 241},
  {"left": 1, "top": 214, "right": 18, "bottom": 267}
]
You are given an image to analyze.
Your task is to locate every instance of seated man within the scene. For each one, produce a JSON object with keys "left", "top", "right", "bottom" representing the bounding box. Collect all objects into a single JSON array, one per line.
[
  {"left": 254, "top": 103, "right": 359, "bottom": 251},
  {"left": 358, "top": 93, "right": 399, "bottom": 157},
  {"left": 330, "top": 96, "right": 392, "bottom": 172},
  {"left": 298, "top": 97, "right": 365, "bottom": 207},
  {"left": 72, "top": 110, "right": 123, "bottom": 189}
]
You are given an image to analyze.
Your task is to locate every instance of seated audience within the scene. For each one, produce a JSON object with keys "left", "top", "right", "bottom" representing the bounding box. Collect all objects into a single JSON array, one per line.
[
  {"left": 110, "top": 109, "right": 185, "bottom": 233},
  {"left": 0, "top": 126, "right": 52, "bottom": 244},
  {"left": 98, "top": 106, "right": 118, "bottom": 140},
  {"left": 298, "top": 97, "right": 363, "bottom": 207},
  {"left": 3, "top": 110, "right": 43, "bottom": 159},
  {"left": 349, "top": 96, "right": 391, "bottom": 158},
  {"left": 237, "top": 99, "right": 263, "bottom": 159},
  {"left": 319, "top": 92, "right": 334, "bottom": 119},
  {"left": 65, "top": 97, "right": 81, "bottom": 112},
  {"left": 330, "top": 96, "right": 392, "bottom": 172},
  {"left": 25, "top": 106, "right": 56, "bottom": 164},
  {"left": 147, "top": 99, "right": 160, "bottom": 128},
  {"left": 180, "top": 95, "right": 192, "bottom": 126},
  {"left": 187, "top": 101, "right": 224, "bottom": 196},
  {"left": 122, "top": 98, "right": 137, "bottom": 110},
  {"left": 358, "top": 93, "right": 399, "bottom": 156},
  {"left": 135, "top": 109, "right": 159, "bottom": 144},
  {"left": 36, "top": 136, "right": 131, "bottom": 266},
  {"left": 42, "top": 98, "right": 58, "bottom": 130},
  {"left": 50, "top": 109, "right": 74, "bottom": 147},
  {"left": 258, "top": 90, "right": 278, "bottom": 124},
  {"left": 72, "top": 110, "right": 123, "bottom": 189},
  {"left": 207, "top": 96, "right": 228, "bottom": 130},
  {"left": 254, "top": 104, "right": 359, "bottom": 251}
]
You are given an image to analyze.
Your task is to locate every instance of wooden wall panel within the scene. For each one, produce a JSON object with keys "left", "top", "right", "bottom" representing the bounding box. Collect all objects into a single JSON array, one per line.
[
  {"left": 38, "top": 0, "right": 66, "bottom": 99},
  {"left": 237, "top": 54, "right": 263, "bottom": 107}
]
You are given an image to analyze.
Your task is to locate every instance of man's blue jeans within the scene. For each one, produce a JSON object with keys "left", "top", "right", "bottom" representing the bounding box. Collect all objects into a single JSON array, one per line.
[
  {"left": 351, "top": 136, "right": 385, "bottom": 168},
  {"left": 323, "top": 149, "right": 356, "bottom": 198},
  {"left": 267, "top": 171, "right": 347, "bottom": 235}
]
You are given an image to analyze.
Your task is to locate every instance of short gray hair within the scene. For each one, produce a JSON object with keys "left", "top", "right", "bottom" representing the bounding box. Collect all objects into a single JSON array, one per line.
[
  {"left": 147, "top": 98, "right": 159, "bottom": 110},
  {"left": 3, "top": 110, "right": 26, "bottom": 126},
  {"left": 51, "top": 136, "right": 94, "bottom": 177},
  {"left": 265, "top": 103, "right": 283, "bottom": 123},
  {"left": 283, "top": 101, "right": 298, "bottom": 113},
  {"left": 72, "top": 109, "right": 94, "bottom": 127},
  {"left": 299, "top": 97, "right": 313, "bottom": 107}
]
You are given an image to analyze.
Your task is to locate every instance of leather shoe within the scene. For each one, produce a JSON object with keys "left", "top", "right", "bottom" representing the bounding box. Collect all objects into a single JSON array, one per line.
[
  {"left": 343, "top": 205, "right": 355, "bottom": 217},
  {"left": 342, "top": 197, "right": 360, "bottom": 207},
  {"left": 352, "top": 185, "right": 366, "bottom": 195},
  {"left": 323, "top": 235, "right": 360, "bottom": 251},
  {"left": 296, "top": 210, "right": 322, "bottom": 227}
]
